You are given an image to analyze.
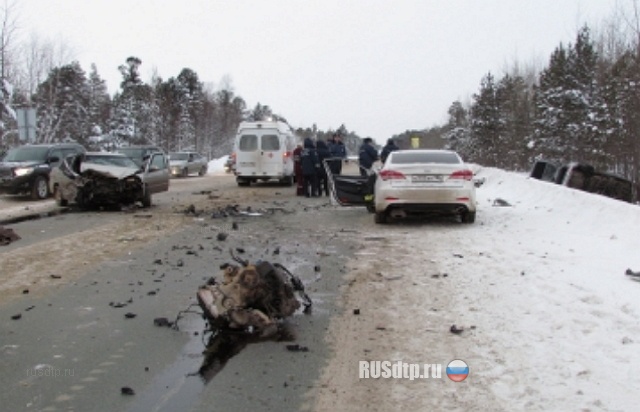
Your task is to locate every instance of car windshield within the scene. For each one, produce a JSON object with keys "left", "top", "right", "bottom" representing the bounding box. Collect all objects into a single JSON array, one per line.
[
  {"left": 2, "top": 146, "right": 49, "bottom": 162},
  {"left": 169, "top": 153, "right": 189, "bottom": 161},
  {"left": 84, "top": 154, "right": 139, "bottom": 169},
  {"left": 390, "top": 151, "right": 461, "bottom": 165}
]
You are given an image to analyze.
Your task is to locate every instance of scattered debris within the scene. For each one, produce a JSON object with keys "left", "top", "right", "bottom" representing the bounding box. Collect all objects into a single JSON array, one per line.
[
  {"left": 473, "top": 177, "right": 486, "bottom": 187},
  {"left": 11, "top": 313, "right": 22, "bottom": 320},
  {"left": 22, "top": 289, "right": 29, "bottom": 294},
  {"left": 0, "top": 226, "right": 20, "bottom": 246},
  {"left": 216, "top": 233, "right": 228, "bottom": 241},
  {"left": 50, "top": 274, "right": 62, "bottom": 279},
  {"left": 625, "top": 268, "right": 640, "bottom": 278},
  {"left": 120, "top": 387, "right": 135, "bottom": 395},
  {"left": 353, "top": 309, "right": 360, "bottom": 315},
  {"left": 492, "top": 198, "right": 512, "bottom": 207},
  {"left": 153, "top": 317, "right": 172, "bottom": 327},
  {"left": 314, "top": 265, "right": 321, "bottom": 272},
  {"left": 286, "top": 344, "right": 309, "bottom": 352},
  {"left": 231, "top": 222, "right": 239, "bottom": 230},
  {"left": 124, "top": 312, "right": 137, "bottom": 319},
  {"left": 449, "top": 324, "right": 464, "bottom": 334}
]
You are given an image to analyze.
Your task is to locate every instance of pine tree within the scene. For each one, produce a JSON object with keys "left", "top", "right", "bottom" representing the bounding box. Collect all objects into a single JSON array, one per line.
[{"left": 34, "top": 61, "right": 90, "bottom": 143}]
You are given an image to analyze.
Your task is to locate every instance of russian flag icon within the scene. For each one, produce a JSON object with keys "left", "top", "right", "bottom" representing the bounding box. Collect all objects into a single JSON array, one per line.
[{"left": 446, "top": 359, "right": 469, "bottom": 382}]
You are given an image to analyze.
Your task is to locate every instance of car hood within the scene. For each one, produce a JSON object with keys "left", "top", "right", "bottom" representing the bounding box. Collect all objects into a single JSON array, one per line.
[
  {"left": 80, "top": 163, "right": 140, "bottom": 179},
  {"left": 169, "top": 160, "right": 187, "bottom": 167}
]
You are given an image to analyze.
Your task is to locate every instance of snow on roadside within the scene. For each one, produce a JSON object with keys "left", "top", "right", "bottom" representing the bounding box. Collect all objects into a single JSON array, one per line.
[
  {"left": 206, "top": 155, "right": 229, "bottom": 175},
  {"left": 314, "top": 165, "right": 640, "bottom": 412}
]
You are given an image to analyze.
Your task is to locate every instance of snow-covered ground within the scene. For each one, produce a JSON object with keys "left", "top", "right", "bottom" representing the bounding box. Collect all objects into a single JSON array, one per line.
[
  {"left": 315, "top": 165, "right": 640, "bottom": 411},
  {"left": 465, "top": 167, "right": 640, "bottom": 409}
]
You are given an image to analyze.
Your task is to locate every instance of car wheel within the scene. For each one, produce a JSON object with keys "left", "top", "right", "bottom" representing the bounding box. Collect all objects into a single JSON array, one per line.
[
  {"left": 142, "top": 187, "right": 152, "bottom": 208},
  {"left": 374, "top": 211, "right": 387, "bottom": 224},
  {"left": 461, "top": 211, "right": 476, "bottom": 224},
  {"left": 198, "top": 166, "right": 207, "bottom": 176},
  {"left": 31, "top": 175, "right": 49, "bottom": 200},
  {"left": 53, "top": 185, "right": 68, "bottom": 207}
]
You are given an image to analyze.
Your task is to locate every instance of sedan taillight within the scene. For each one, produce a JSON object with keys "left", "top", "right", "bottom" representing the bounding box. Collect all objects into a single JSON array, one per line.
[
  {"left": 379, "top": 169, "right": 406, "bottom": 181},
  {"left": 449, "top": 169, "right": 473, "bottom": 181}
]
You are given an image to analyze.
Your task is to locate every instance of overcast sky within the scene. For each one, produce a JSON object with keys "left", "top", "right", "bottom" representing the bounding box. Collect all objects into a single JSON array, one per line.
[{"left": 18, "top": 0, "right": 620, "bottom": 143}]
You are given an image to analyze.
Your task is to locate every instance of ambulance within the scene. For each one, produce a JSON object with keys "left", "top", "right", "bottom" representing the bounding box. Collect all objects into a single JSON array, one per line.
[{"left": 233, "top": 120, "right": 296, "bottom": 186}]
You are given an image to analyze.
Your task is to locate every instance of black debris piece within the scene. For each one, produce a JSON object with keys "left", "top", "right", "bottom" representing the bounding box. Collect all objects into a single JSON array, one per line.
[
  {"left": 120, "top": 387, "right": 135, "bottom": 395},
  {"left": 235, "top": 247, "right": 245, "bottom": 254},
  {"left": 154, "top": 317, "right": 171, "bottom": 327},
  {"left": 353, "top": 309, "right": 360, "bottom": 315},
  {"left": 153, "top": 259, "right": 163, "bottom": 265},
  {"left": 217, "top": 232, "right": 228, "bottom": 241},
  {"left": 232, "top": 222, "right": 238, "bottom": 230},
  {"left": 449, "top": 324, "right": 464, "bottom": 334},
  {"left": 176, "top": 259, "right": 184, "bottom": 267},
  {"left": 492, "top": 198, "right": 512, "bottom": 207},
  {"left": 273, "top": 246, "right": 280, "bottom": 255},
  {"left": 314, "top": 265, "right": 321, "bottom": 272},
  {"left": 0, "top": 226, "right": 20, "bottom": 246},
  {"left": 22, "top": 289, "right": 29, "bottom": 294},
  {"left": 124, "top": 312, "right": 137, "bottom": 319},
  {"left": 50, "top": 274, "right": 62, "bottom": 279},
  {"left": 11, "top": 313, "right": 21, "bottom": 320},
  {"left": 286, "top": 344, "right": 309, "bottom": 352}
]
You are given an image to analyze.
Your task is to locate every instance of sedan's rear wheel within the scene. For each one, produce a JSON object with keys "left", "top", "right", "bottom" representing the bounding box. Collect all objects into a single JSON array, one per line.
[
  {"left": 461, "top": 211, "right": 476, "bottom": 224},
  {"left": 374, "top": 211, "right": 387, "bottom": 224}
]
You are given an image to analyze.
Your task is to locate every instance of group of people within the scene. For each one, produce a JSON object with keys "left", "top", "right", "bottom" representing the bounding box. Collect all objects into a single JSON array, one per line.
[
  {"left": 358, "top": 137, "right": 399, "bottom": 176},
  {"left": 293, "top": 133, "right": 347, "bottom": 197},
  {"left": 293, "top": 134, "right": 400, "bottom": 196}
]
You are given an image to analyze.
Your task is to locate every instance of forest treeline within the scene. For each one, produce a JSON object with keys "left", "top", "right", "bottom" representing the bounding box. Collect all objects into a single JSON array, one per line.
[{"left": 2, "top": 3, "right": 640, "bottom": 185}]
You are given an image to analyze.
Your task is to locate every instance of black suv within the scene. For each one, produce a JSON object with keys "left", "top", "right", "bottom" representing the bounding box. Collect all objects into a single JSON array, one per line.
[{"left": 0, "top": 143, "right": 86, "bottom": 199}]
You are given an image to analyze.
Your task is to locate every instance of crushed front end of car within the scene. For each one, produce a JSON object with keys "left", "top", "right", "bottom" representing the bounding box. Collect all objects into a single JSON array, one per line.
[
  {"left": 75, "top": 170, "right": 143, "bottom": 208},
  {"left": 57, "top": 154, "right": 145, "bottom": 208}
]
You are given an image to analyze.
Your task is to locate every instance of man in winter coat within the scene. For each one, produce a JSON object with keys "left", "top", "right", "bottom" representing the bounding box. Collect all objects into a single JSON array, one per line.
[
  {"left": 300, "top": 138, "right": 320, "bottom": 197},
  {"left": 358, "top": 137, "right": 379, "bottom": 176},
  {"left": 327, "top": 133, "right": 347, "bottom": 175},
  {"left": 380, "top": 138, "right": 399, "bottom": 164},
  {"left": 293, "top": 143, "right": 305, "bottom": 196},
  {"left": 315, "top": 139, "right": 331, "bottom": 196}
]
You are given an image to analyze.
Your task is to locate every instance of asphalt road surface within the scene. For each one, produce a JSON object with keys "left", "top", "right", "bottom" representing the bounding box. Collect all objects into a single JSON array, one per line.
[{"left": 0, "top": 174, "right": 363, "bottom": 411}]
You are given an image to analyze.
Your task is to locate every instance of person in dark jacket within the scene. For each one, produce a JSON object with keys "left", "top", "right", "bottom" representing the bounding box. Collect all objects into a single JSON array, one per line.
[
  {"left": 300, "top": 138, "right": 319, "bottom": 197},
  {"left": 315, "top": 139, "right": 331, "bottom": 196},
  {"left": 327, "top": 133, "right": 347, "bottom": 175},
  {"left": 358, "top": 137, "right": 379, "bottom": 176},
  {"left": 380, "top": 138, "right": 399, "bottom": 164},
  {"left": 293, "top": 143, "right": 305, "bottom": 196}
]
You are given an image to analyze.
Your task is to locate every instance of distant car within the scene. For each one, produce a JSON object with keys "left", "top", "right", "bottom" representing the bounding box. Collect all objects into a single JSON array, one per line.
[
  {"left": 0, "top": 143, "right": 86, "bottom": 199},
  {"left": 168, "top": 151, "right": 208, "bottom": 177},
  {"left": 330, "top": 149, "right": 477, "bottom": 224},
  {"left": 50, "top": 152, "right": 169, "bottom": 208}
]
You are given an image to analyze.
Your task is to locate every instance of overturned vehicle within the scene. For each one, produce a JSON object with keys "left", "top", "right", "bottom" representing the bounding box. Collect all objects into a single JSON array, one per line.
[
  {"left": 530, "top": 160, "right": 637, "bottom": 203},
  {"left": 196, "top": 252, "right": 312, "bottom": 337},
  {"left": 50, "top": 152, "right": 167, "bottom": 208}
]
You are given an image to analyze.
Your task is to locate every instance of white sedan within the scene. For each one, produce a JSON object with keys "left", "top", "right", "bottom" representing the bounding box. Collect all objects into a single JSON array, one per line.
[{"left": 329, "top": 149, "right": 477, "bottom": 224}]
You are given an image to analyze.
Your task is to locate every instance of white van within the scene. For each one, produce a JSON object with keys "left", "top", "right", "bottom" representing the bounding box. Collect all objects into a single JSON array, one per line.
[{"left": 233, "top": 120, "right": 296, "bottom": 186}]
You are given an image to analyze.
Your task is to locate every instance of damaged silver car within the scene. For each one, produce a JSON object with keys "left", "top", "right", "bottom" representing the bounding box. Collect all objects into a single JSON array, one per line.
[{"left": 50, "top": 152, "right": 164, "bottom": 208}]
